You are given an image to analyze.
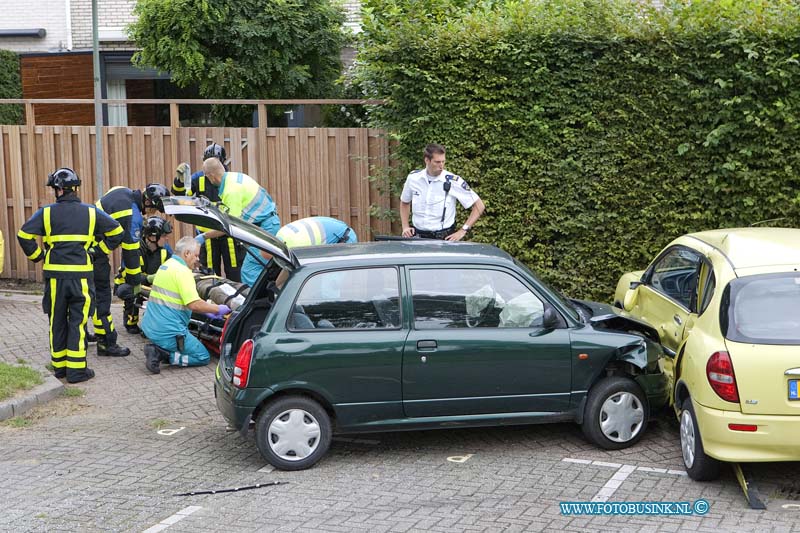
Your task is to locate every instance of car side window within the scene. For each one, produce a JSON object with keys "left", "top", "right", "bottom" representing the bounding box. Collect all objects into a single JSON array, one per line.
[
  {"left": 647, "top": 247, "right": 702, "bottom": 310},
  {"left": 697, "top": 262, "right": 716, "bottom": 315},
  {"left": 410, "top": 268, "right": 545, "bottom": 329},
  {"left": 289, "top": 267, "right": 401, "bottom": 330}
]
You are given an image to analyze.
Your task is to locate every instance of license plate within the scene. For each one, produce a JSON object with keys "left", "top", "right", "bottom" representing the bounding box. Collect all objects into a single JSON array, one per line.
[{"left": 790, "top": 379, "right": 799, "bottom": 401}]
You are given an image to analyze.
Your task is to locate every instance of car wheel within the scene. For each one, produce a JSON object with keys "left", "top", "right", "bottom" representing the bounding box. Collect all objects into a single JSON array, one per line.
[
  {"left": 680, "top": 398, "right": 721, "bottom": 481},
  {"left": 582, "top": 376, "right": 648, "bottom": 450},
  {"left": 255, "top": 396, "right": 332, "bottom": 471}
]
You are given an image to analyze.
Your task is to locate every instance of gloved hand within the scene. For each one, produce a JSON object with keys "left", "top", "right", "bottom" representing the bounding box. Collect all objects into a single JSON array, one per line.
[
  {"left": 132, "top": 284, "right": 142, "bottom": 296},
  {"left": 174, "top": 162, "right": 190, "bottom": 186},
  {"left": 195, "top": 233, "right": 206, "bottom": 246},
  {"left": 206, "top": 304, "right": 231, "bottom": 320},
  {"left": 146, "top": 274, "right": 156, "bottom": 285}
]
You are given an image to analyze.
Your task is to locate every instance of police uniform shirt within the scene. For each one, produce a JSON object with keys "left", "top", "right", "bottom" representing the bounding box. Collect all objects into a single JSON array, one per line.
[{"left": 400, "top": 170, "right": 480, "bottom": 231}]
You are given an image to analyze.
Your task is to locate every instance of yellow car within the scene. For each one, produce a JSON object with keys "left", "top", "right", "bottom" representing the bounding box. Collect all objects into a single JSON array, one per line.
[{"left": 614, "top": 228, "right": 800, "bottom": 480}]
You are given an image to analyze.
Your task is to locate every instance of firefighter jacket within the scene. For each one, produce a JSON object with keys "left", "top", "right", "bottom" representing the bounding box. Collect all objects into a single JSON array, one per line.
[
  {"left": 17, "top": 193, "right": 123, "bottom": 279},
  {"left": 96, "top": 186, "right": 145, "bottom": 285},
  {"left": 172, "top": 170, "right": 222, "bottom": 202},
  {"left": 114, "top": 242, "right": 172, "bottom": 288}
]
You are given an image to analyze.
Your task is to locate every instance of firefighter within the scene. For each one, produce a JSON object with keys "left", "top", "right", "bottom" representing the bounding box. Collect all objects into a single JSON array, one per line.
[
  {"left": 114, "top": 215, "right": 173, "bottom": 334},
  {"left": 172, "top": 142, "right": 245, "bottom": 282},
  {"left": 141, "top": 236, "right": 230, "bottom": 374},
  {"left": 17, "top": 168, "right": 123, "bottom": 383},
  {"left": 197, "top": 157, "right": 280, "bottom": 287},
  {"left": 92, "top": 183, "right": 169, "bottom": 357}
]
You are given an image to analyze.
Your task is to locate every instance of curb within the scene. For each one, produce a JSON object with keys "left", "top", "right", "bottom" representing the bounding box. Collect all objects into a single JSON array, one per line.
[{"left": 0, "top": 376, "right": 65, "bottom": 421}]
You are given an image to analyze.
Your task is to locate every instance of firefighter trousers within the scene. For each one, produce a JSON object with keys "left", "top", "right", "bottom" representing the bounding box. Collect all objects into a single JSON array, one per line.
[
  {"left": 42, "top": 277, "right": 94, "bottom": 381},
  {"left": 200, "top": 235, "right": 245, "bottom": 283},
  {"left": 91, "top": 252, "right": 118, "bottom": 347}
]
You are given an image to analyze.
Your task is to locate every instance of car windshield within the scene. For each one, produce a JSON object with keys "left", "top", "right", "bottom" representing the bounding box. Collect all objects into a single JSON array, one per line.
[
  {"left": 513, "top": 258, "right": 580, "bottom": 321},
  {"left": 721, "top": 272, "right": 800, "bottom": 345}
]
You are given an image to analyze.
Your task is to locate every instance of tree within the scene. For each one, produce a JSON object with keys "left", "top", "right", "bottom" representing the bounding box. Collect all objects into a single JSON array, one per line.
[{"left": 129, "top": 0, "right": 349, "bottom": 124}]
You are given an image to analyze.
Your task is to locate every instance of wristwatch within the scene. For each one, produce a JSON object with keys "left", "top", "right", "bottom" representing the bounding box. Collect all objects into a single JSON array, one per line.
[{"left": 461, "top": 224, "right": 471, "bottom": 232}]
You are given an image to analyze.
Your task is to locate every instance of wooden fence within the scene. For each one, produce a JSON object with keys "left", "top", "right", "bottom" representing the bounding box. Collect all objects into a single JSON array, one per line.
[{"left": 0, "top": 124, "right": 397, "bottom": 281}]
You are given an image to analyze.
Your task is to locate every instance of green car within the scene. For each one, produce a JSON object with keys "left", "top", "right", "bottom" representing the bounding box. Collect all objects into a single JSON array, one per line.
[{"left": 164, "top": 198, "right": 668, "bottom": 471}]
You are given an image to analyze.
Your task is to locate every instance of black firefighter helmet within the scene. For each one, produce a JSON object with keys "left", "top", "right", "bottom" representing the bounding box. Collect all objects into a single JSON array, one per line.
[
  {"left": 143, "top": 183, "right": 170, "bottom": 212},
  {"left": 142, "top": 216, "right": 172, "bottom": 240},
  {"left": 46, "top": 168, "right": 81, "bottom": 189}
]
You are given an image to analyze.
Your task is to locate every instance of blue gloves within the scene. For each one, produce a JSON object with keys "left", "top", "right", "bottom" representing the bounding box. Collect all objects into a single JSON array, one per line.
[
  {"left": 195, "top": 233, "right": 206, "bottom": 246},
  {"left": 206, "top": 304, "right": 231, "bottom": 320}
]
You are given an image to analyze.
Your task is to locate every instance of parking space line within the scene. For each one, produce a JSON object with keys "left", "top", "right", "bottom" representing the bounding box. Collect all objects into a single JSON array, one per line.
[
  {"left": 142, "top": 506, "right": 202, "bottom": 533},
  {"left": 561, "top": 458, "right": 688, "bottom": 502},
  {"left": 592, "top": 464, "right": 636, "bottom": 502}
]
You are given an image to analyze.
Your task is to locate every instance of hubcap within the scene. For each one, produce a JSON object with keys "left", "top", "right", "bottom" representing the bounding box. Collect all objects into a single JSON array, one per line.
[
  {"left": 680, "top": 409, "right": 696, "bottom": 468},
  {"left": 268, "top": 408, "right": 321, "bottom": 461},
  {"left": 599, "top": 391, "right": 644, "bottom": 443}
]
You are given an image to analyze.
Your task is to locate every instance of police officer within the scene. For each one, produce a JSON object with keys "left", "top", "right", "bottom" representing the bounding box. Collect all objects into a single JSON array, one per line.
[
  {"left": 400, "top": 143, "right": 485, "bottom": 240},
  {"left": 241, "top": 216, "right": 357, "bottom": 286},
  {"left": 198, "top": 158, "right": 280, "bottom": 286},
  {"left": 17, "top": 168, "right": 123, "bottom": 383},
  {"left": 114, "top": 215, "right": 173, "bottom": 334},
  {"left": 141, "top": 236, "right": 230, "bottom": 374},
  {"left": 172, "top": 142, "right": 244, "bottom": 281},
  {"left": 92, "top": 183, "right": 170, "bottom": 357}
]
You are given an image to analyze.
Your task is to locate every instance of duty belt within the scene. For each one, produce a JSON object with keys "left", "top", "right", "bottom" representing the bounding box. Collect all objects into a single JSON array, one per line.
[{"left": 414, "top": 225, "right": 455, "bottom": 240}]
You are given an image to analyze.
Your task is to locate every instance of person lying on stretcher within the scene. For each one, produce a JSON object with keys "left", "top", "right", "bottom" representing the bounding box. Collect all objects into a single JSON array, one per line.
[{"left": 140, "top": 236, "right": 230, "bottom": 374}]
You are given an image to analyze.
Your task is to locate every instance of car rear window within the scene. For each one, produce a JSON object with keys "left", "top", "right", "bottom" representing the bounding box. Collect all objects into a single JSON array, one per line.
[{"left": 721, "top": 272, "right": 800, "bottom": 345}]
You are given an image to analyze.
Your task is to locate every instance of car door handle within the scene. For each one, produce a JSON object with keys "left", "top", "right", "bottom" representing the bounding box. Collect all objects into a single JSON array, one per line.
[
  {"left": 673, "top": 315, "right": 683, "bottom": 326},
  {"left": 417, "top": 340, "right": 437, "bottom": 351}
]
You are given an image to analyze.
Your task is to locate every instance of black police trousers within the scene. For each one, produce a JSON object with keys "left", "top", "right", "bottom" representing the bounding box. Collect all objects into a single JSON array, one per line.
[
  {"left": 200, "top": 236, "right": 245, "bottom": 283},
  {"left": 91, "top": 252, "right": 118, "bottom": 346},
  {"left": 43, "top": 277, "right": 94, "bottom": 381}
]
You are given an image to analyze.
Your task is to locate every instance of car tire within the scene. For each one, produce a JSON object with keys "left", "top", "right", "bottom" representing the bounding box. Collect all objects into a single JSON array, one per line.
[
  {"left": 255, "top": 396, "right": 332, "bottom": 471},
  {"left": 582, "top": 376, "right": 648, "bottom": 450},
  {"left": 680, "top": 398, "right": 721, "bottom": 481}
]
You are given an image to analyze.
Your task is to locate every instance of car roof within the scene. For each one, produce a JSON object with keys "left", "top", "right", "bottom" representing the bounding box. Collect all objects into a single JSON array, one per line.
[
  {"left": 688, "top": 227, "right": 800, "bottom": 269},
  {"left": 290, "top": 240, "right": 516, "bottom": 266}
]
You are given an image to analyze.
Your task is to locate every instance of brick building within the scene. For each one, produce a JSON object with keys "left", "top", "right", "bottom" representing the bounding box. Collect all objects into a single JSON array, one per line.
[{"left": 2, "top": 0, "right": 362, "bottom": 126}]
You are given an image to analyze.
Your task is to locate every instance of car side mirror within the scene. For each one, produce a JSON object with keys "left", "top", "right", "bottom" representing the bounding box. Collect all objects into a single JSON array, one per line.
[
  {"left": 542, "top": 306, "right": 562, "bottom": 330},
  {"left": 623, "top": 283, "right": 641, "bottom": 311}
]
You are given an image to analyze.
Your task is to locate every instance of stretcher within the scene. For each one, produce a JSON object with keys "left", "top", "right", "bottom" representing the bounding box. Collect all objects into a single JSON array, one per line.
[{"left": 139, "top": 273, "right": 249, "bottom": 357}]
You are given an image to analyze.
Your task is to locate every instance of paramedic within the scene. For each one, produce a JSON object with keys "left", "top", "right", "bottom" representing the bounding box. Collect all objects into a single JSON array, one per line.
[
  {"left": 197, "top": 158, "right": 280, "bottom": 287},
  {"left": 141, "top": 236, "right": 230, "bottom": 374}
]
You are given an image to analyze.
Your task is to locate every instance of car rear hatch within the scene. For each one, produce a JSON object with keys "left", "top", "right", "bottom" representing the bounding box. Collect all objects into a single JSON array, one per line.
[
  {"left": 721, "top": 272, "right": 800, "bottom": 415},
  {"left": 162, "top": 196, "right": 297, "bottom": 269}
]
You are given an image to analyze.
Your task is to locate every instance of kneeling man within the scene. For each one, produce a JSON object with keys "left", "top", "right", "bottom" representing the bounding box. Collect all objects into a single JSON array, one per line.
[{"left": 141, "top": 236, "right": 230, "bottom": 374}]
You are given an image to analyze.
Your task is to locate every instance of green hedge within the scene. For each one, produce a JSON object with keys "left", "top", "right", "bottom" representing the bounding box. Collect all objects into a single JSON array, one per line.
[
  {"left": 355, "top": 0, "right": 800, "bottom": 301},
  {"left": 0, "top": 50, "right": 23, "bottom": 125}
]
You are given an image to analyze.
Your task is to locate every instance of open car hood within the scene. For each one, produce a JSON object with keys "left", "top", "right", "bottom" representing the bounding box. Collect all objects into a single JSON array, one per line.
[{"left": 162, "top": 197, "right": 297, "bottom": 269}]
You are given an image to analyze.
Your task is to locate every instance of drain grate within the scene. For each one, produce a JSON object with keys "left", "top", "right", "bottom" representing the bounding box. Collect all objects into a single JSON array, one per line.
[{"left": 772, "top": 484, "right": 800, "bottom": 501}]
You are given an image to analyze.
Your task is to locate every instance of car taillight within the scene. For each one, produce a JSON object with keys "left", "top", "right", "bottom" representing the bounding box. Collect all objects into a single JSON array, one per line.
[
  {"left": 233, "top": 339, "right": 254, "bottom": 388},
  {"left": 706, "top": 351, "right": 739, "bottom": 403}
]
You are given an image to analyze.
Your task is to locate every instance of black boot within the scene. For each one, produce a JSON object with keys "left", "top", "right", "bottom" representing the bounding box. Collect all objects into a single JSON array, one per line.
[
  {"left": 125, "top": 325, "right": 142, "bottom": 335},
  {"left": 144, "top": 344, "right": 161, "bottom": 374},
  {"left": 67, "top": 368, "right": 95, "bottom": 384},
  {"left": 98, "top": 343, "right": 131, "bottom": 357}
]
